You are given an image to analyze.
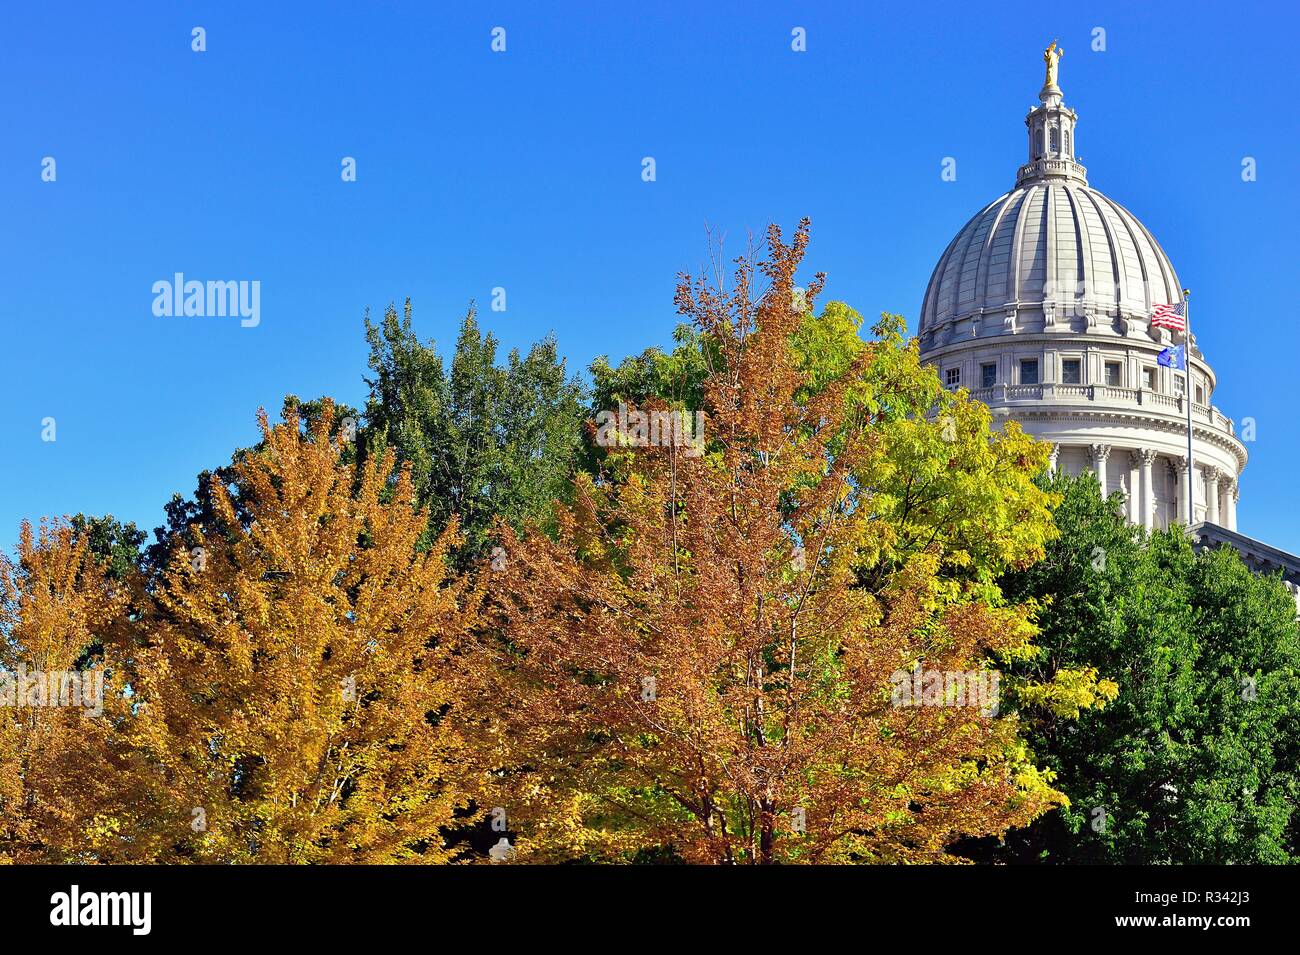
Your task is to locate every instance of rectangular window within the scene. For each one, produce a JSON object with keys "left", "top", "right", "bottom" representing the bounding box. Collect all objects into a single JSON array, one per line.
[
  {"left": 981, "top": 363, "right": 997, "bottom": 389},
  {"left": 1020, "top": 358, "right": 1039, "bottom": 385},
  {"left": 1061, "top": 358, "right": 1082, "bottom": 384},
  {"left": 1196, "top": 384, "right": 1205, "bottom": 404},
  {"left": 1143, "top": 367, "right": 1156, "bottom": 391},
  {"left": 945, "top": 367, "right": 961, "bottom": 387},
  {"left": 1105, "top": 362, "right": 1122, "bottom": 387},
  {"left": 1174, "top": 373, "right": 1186, "bottom": 396}
]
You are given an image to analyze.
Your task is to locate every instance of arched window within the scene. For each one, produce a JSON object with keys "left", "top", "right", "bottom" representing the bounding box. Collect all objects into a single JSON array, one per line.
[
  {"left": 1035, "top": 127, "right": 1044, "bottom": 156},
  {"left": 1064, "top": 129, "right": 1071, "bottom": 155},
  {"left": 1050, "top": 127, "right": 1060, "bottom": 154}
]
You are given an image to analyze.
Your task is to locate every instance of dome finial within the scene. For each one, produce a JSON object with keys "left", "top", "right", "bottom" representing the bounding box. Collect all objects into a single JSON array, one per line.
[
  {"left": 1043, "top": 40, "right": 1063, "bottom": 91},
  {"left": 1040, "top": 41, "right": 1064, "bottom": 108},
  {"left": 1018, "top": 42, "right": 1086, "bottom": 186}
]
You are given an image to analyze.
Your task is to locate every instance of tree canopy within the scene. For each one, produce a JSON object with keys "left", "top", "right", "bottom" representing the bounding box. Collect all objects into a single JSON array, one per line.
[
  {"left": 2, "top": 224, "right": 1291, "bottom": 866},
  {"left": 959, "top": 473, "right": 1300, "bottom": 864},
  {"left": 360, "top": 300, "right": 587, "bottom": 563},
  {"left": 459, "top": 222, "right": 1104, "bottom": 863}
]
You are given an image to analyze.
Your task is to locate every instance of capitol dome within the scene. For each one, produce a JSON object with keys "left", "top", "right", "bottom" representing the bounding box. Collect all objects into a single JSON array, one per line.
[
  {"left": 919, "top": 181, "right": 1183, "bottom": 338},
  {"left": 918, "top": 48, "right": 1246, "bottom": 533}
]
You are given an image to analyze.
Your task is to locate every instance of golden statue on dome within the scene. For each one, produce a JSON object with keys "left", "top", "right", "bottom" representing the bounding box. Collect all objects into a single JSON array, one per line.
[{"left": 1043, "top": 40, "right": 1063, "bottom": 89}]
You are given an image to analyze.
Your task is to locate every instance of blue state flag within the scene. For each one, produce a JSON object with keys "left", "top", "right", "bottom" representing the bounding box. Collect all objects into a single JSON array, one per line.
[{"left": 1157, "top": 344, "right": 1185, "bottom": 370}]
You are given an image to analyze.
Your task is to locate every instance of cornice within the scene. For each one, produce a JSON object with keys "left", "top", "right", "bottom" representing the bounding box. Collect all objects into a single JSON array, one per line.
[{"left": 988, "top": 405, "right": 1248, "bottom": 470}]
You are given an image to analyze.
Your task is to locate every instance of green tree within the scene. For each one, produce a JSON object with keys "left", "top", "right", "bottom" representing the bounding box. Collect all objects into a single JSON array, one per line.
[
  {"left": 965, "top": 473, "right": 1300, "bottom": 863},
  {"left": 361, "top": 300, "right": 587, "bottom": 561},
  {"left": 69, "top": 514, "right": 146, "bottom": 582},
  {"left": 589, "top": 324, "right": 713, "bottom": 415}
]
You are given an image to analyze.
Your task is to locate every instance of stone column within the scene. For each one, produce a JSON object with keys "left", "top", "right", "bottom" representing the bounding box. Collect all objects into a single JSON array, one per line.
[
  {"left": 1206, "top": 466, "right": 1221, "bottom": 526},
  {"left": 1089, "top": 443, "right": 1111, "bottom": 497},
  {"left": 1226, "top": 480, "right": 1239, "bottom": 532},
  {"left": 1129, "top": 456, "right": 1142, "bottom": 523},
  {"left": 1137, "top": 449, "right": 1157, "bottom": 531}
]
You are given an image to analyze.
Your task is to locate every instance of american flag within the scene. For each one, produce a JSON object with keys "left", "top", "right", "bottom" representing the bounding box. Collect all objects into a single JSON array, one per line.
[{"left": 1150, "top": 302, "right": 1186, "bottom": 332}]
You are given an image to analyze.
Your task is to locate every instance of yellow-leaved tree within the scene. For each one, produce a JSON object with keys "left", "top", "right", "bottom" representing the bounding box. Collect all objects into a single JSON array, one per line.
[
  {"left": 0, "top": 521, "right": 131, "bottom": 862},
  {"left": 113, "top": 401, "right": 479, "bottom": 863}
]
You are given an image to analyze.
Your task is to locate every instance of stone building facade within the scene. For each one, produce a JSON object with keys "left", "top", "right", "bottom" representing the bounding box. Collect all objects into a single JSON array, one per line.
[{"left": 917, "top": 61, "right": 1247, "bottom": 532}]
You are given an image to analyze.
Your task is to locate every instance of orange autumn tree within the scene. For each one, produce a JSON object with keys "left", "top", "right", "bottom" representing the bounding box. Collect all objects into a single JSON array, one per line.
[
  {"left": 467, "top": 221, "right": 1080, "bottom": 864},
  {"left": 118, "top": 400, "right": 479, "bottom": 863},
  {"left": 0, "top": 520, "right": 132, "bottom": 862}
]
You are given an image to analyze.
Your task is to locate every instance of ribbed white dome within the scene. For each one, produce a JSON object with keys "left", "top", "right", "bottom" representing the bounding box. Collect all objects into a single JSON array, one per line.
[
  {"left": 919, "top": 181, "right": 1182, "bottom": 338},
  {"left": 910, "top": 54, "right": 1247, "bottom": 537}
]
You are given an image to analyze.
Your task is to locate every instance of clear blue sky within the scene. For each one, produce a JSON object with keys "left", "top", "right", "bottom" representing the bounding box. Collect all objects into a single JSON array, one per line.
[{"left": 3, "top": 1, "right": 1298, "bottom": 554}]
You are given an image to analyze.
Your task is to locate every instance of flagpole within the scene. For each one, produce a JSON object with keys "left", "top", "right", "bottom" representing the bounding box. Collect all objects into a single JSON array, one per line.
[{"left": 1183, "top": 288, "right": 1193, "bottom": 525}]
